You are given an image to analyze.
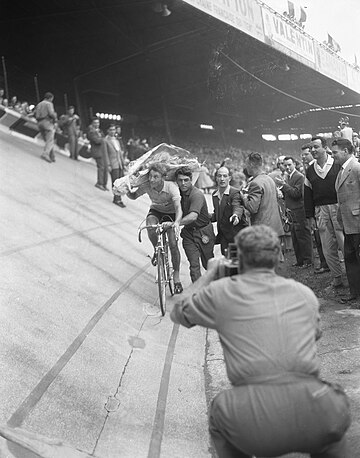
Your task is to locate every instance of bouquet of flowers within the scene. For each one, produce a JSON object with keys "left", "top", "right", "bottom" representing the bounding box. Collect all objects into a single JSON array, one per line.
[{"left": 113, "top": 143, "right": 201, "bottom": 195}]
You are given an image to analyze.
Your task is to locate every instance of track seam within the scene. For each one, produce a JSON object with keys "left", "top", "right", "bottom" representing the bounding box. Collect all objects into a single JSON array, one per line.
[{"left": 147, "top": 323, "right": 180, "bottom": 458}]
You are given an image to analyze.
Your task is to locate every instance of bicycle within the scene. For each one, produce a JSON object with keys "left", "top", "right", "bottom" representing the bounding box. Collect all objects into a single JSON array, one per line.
[{"left": 138, "top": 222, "right": 175, "bottom": 315}]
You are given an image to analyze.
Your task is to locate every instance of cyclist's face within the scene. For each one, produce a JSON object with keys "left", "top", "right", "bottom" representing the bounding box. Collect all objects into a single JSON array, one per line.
[
  {"left": 149, "top": 170, "right": 164, "bottom": 190},
  {"left": 176, "top": 174, "right": 192, "bottom": 192}
]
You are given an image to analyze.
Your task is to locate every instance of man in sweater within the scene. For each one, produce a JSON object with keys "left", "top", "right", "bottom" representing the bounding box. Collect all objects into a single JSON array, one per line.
[
  {"left": 301, "top": 144, "right": 329, "bottom": 274},
  {"left": 304, "top": 136, "right": 344, "bottom": 287},
  {"left": 275, "top": 156, "right": 312, "bottom": 267}
]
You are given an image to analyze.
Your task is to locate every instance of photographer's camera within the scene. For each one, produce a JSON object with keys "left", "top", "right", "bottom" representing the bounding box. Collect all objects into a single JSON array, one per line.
[{"left": 218, "top": 243, "right": 239, "bottom": 277}]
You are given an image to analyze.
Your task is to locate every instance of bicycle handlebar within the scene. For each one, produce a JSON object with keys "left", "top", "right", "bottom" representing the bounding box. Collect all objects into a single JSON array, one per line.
[{"left": 138, "top": 223, "right": 174, "bottom": 243}]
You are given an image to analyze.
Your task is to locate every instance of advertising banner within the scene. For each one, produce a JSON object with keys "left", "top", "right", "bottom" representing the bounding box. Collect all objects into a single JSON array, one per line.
[
  {"left": 182, "top": 0, "right": 264, "bottom": 42},
  {"left": 315, "top": 45, "right": 348, "bottom": 87},
  {"left": 262, "top": 7, "right": 315, "bottom": 63},
  {"left": 346, "top": 66, "right": 360, "bottom": 94}
]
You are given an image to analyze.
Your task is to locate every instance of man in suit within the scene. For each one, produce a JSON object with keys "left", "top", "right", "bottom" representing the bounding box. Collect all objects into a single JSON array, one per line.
[
  {"left": 61, "top": 105, "right": 80, "bottom": 160},
  {"left": 332, "top": 138, "right": 360, "bottom": 306},
  {"left": 211, "top": 166, "right": 247, "bottom": 255},
  {"left": 104, "top": 124, "right": 126, "bottom": 207},
  {"left": 87, "top": 117, "right": 108, "bottom": 191},
  {"left": 243, "top": 152, "right": 284, "bottom": 238},
  {"left": 275, "top": 157, "right": 313, "bottom": 267}
]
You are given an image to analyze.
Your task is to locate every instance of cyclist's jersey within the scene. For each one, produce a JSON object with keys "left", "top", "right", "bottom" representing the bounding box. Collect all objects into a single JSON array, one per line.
[{"left": 136, "top": 180, "right": 181, "bottom": 214}]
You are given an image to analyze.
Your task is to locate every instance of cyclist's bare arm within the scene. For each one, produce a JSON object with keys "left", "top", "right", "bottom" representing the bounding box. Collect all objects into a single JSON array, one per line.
[
  {"left": 174, "top": 199, "right": 182, "bottom": 226},
  {"left": 127, "top": 189, "right": 140, "bottom": 200},
  {"left": 127, "top": 183, "right": 147, "bottom": 200}
]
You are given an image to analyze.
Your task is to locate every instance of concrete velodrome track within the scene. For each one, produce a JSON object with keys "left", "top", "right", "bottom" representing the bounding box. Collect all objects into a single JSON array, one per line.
[
  {"left": 0, "top": 128, "right": 360, "bottom": 458},
  {"left": 0, "top": 129, "right": 212, "bottom": 457}
]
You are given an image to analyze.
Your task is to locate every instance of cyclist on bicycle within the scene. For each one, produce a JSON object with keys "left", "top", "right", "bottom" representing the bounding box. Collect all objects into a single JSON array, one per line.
[{"left": 127, "top": 163, "right": 183, "bottom": 293}]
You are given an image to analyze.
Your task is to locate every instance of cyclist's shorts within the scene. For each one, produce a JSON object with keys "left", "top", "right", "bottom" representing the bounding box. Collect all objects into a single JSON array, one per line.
[{"left": 147, "top": 209, "right": 175, "bottom": 223}]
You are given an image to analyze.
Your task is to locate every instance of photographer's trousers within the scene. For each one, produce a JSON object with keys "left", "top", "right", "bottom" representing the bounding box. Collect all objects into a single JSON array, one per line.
[{"left": 209, "top": 375, "right": 350, "bottom": 458}]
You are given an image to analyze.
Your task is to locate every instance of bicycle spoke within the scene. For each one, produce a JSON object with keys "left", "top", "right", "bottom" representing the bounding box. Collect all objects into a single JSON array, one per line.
[{"left": 157, "top": 251, "right": 166, "bottom": 316}]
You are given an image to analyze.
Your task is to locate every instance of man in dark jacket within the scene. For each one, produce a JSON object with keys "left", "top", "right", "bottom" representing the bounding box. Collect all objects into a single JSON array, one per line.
[
  {"left": 176, "top": 167, "right": 215, "bottom": 283},
  {"left": 87, "top": 117, "right": 108, "bottom": 191},
  {"left": 104, "top": 124, "right": 126, "bottom": 207},
  {"left": 211, "top": 167, "right": 247, "bottom": 255},
  {"left": 61, "top": 105, "right": 80, "bottom": 160},
  {"left": 275, "top": 156, "right": 313, "bottom": 267}
]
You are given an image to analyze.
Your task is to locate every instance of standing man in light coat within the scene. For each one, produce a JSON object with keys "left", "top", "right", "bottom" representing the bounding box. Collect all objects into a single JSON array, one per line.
[
  {"left": 104, "top": 124, "right": 126, "bottom": 207},
  {"left": 332, "top": 138, "right": 360, "bottom": 306},
  {"left": 243, "top": 152, "right": 284, "bottom": 237},
  {"left": 34, "top": 92, "right": 57, "bottom": 163}
]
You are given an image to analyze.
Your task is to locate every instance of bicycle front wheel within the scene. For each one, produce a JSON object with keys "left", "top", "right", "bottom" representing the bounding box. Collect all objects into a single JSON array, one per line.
[
  {"left": 157, "top": 250, "right": 166, "bottom": 316},
  {"left": 163, "top": 239, "right": 174, "bottom": 296}
]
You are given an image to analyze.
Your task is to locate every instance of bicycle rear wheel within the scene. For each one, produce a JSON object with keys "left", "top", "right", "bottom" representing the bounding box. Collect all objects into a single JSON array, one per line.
[{"left": 157, "top": 250, "right": 166, "bottom": 316}]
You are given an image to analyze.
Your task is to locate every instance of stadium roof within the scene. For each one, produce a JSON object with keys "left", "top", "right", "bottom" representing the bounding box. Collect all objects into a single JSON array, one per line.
[{"left": 3, "top": 0, "right": 360, "bottom": 134}]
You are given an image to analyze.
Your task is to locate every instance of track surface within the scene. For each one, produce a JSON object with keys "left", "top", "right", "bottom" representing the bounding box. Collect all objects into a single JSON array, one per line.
[{"left": 0, "top": 131, "right": 210, "bottom": 457}]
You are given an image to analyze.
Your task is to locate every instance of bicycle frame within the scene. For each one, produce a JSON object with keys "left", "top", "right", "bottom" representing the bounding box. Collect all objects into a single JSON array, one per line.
[{"left": 138, "top": 222, "right": 174, "bottom": 314}]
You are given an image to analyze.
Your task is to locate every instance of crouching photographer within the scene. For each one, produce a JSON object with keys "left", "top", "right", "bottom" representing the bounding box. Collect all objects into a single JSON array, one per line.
[{"left": 171, "top": 225, "right": 351, "bottom": 458}]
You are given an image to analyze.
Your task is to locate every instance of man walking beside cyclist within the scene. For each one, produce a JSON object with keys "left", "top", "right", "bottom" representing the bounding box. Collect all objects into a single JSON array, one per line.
[{"left": 126, "top": 163, "right": 184, "bottom": 294}]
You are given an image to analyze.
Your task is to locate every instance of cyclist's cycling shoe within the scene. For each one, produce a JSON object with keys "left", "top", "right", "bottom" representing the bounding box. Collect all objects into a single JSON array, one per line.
[
  {"left": 151, "top": 252, "right": 157, "bottom": 266},
  {"left": 174, "top": 282, "right": 183, "bottom": 294}
]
